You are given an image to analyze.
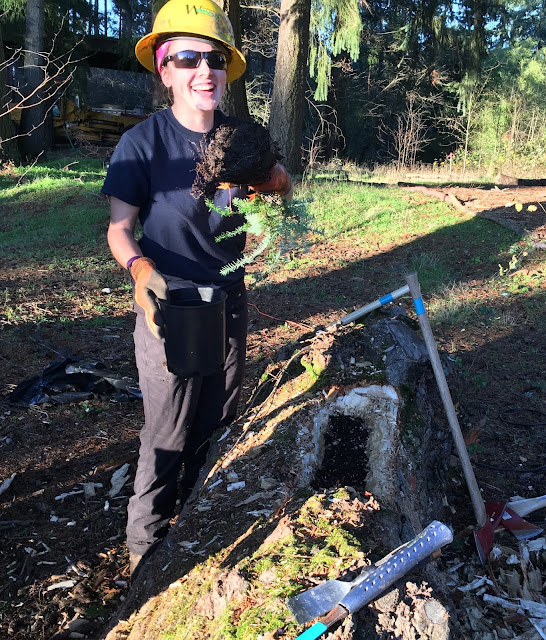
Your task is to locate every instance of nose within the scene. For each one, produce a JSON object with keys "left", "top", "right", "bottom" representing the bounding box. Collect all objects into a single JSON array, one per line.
[{"left": 196, "top": 57, "right": 213, "bottom": 73}]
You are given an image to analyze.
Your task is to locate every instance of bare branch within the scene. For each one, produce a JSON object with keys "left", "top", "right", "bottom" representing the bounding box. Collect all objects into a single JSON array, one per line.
[
  {"left": 302, "top": 90, "right": 346, "bottom": 175},
  {"left": 379, "top": 92, "right": 432, "bottom": 170},
  {"left": 2, "top": 33, "right": 86, "bottom": 120},
  {"left": 15, "top": 150, "right": 44, "bottom": 186},
  {"left": 242, "top": 3, "right": 279, "bottom": 14}
]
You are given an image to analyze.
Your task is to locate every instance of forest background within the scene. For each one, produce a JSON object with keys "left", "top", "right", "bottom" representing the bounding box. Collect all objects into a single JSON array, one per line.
[{"left": 1, "top": 0, "right": 546, "bottom": 179}]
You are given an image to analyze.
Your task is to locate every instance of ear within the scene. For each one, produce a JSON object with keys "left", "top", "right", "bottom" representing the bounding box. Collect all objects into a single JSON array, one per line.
[{"left": 160, "top": 66, "right": 173, "bottom": 89}]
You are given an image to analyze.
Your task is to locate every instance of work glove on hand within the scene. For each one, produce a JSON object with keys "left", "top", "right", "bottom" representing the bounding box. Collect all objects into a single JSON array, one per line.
[
  {"left": 249, "top": 163, "right": 292, "bottom": 198},
  {"left": 130, "top": 257, "right": 169, "bottom": 340}
]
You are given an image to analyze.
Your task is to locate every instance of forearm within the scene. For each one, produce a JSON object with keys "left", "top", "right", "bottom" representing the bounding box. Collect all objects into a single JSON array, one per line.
[
  {"left": 107, "top": 196, "right": 142, "bottom": 270},
  {"left": 107, "top": 225, "right": 142, "bottom": 270}
]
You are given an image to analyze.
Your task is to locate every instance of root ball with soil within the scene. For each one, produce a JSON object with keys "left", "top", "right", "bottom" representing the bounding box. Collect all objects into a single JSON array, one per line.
[{"left": 192, "top": 118, "right": 283, "bottom": 198}]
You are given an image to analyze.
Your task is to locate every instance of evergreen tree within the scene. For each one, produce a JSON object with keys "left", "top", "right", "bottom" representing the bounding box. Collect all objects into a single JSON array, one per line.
[
  {"left": 309, "top": 0, "right": 362, "bottom": 101},
  {"left": 269, "top": 0, "right": 312, "bottom": 173}
]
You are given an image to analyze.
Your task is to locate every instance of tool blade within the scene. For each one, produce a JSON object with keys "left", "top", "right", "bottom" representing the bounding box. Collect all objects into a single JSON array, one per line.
[
  {"left": 288, "top": 580, "right": 353, "bottom": 624},
  {"left": 500, "top": 506, "right": 543, "bottom": 541}
]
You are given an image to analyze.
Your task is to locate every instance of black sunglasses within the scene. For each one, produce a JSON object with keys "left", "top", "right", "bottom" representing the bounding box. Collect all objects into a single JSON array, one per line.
[{"left": 162, "top": 50, "right": 229, "bottom": 71}]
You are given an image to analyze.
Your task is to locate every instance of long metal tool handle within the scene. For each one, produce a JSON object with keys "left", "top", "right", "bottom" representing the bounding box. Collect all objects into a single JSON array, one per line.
[
  {"left": 405, "top": 272, "right": 487, "bottom": 528},
  {"left": 325, "top": 284, "right": 410, "bottom": 330},
  {"left": 295, "top": 521, "right": 453, "bottom": 640},
  {"left": 340, "top": 520, "right": 453, "bottom": 612}
]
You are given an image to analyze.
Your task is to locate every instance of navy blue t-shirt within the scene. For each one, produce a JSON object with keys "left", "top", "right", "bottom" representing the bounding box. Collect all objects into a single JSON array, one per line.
[{"left": 102, "top": 108, "right": 247, "bottom": 286}]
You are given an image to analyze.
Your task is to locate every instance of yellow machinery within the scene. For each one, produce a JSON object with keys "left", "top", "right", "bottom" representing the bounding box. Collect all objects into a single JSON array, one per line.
[{"left": 11, "top": 96, "right": 147, "bottom": 146}]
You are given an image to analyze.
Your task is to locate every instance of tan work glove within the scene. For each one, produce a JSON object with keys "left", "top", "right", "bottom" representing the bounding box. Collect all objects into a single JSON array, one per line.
[
  {"left": 130, "top": 257, "right": 169, "bottom": 339},
  {"left": 249, "top": 163, "right": 292, "bottom": 198}
]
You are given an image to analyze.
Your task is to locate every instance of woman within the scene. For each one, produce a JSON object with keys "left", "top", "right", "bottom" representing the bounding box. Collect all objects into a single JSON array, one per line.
[{"left": 102, "top": 0, "right": 292, "bottom": 576}]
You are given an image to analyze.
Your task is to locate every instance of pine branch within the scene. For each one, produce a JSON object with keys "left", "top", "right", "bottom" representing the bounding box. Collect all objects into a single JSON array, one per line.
[
  {"left": 219, "top": 235, "right": 272, "bottom": 276},
  {"left": 207, "top": 194, "right": 315, "bottom": 276},
  {"left": 215, "top": 223, "right": 249, "bottom": 242}
]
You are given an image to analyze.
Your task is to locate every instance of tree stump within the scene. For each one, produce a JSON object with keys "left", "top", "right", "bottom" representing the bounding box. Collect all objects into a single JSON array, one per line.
[{"left": 101, "top": 309, "right": 459, "bottom": 640}]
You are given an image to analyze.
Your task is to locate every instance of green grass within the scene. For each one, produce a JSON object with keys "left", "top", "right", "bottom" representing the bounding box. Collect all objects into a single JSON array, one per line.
[
  {"left": 0, "top": 163, "right": 107, "bottom": 258},
  {"left": 0, "top": 156, "right": 128, "bottom": 325},
  {"left": 302, "top": 182, "right": 467, "bottom": 247},
  {"left": 0, "top": 156, "right": 106, "bottom": 181},
  {"left": 1, "top": 155, "right": 542, "bottom": 331},
  {"left": 0, "top": 202, "right": 107, "bottom": 255},
  {"left": 286, "top": 181, "right": 519, "bottom": 291}
]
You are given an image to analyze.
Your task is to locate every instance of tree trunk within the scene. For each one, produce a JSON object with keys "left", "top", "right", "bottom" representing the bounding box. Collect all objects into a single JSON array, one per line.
[
  {"left": 220, "top": 78, "right": 250, "bottom": 121},
  {"left": 0, "top": 23, "right": 22, "bottom": 163},
  {"left": 269, "top": 0, "right": 311, "bottom": 173},
  {"left": 115, "top": 0, "right": 133, "bottom": 37},
  {"left": 94, "top": 0, "right": 100, "bottom": 35},
  {"left": 218, "top": 0, "right": 250, "bottom": 120},
  {"left": 462, "top": 92, "right": 473, "bottom": 178},
  {"left": 18, "top": 0, "right": 51, "bottom": 160}
]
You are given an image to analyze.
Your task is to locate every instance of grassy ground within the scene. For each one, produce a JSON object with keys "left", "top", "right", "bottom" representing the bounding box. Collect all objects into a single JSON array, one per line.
[{"left": 0, "top": 155, "right": 545, "bottom": 640}]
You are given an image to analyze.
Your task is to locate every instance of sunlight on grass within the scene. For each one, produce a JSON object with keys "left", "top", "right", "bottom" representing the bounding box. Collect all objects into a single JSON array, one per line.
[
  {"left": 1, "top": 172, "right": 105, "bottom": 200},
  {"left": 427, "top": 281, "right": 481, "bottom": 325},
  {"left": 426, "top": 272, "right": 538, "bottom": 327},
  {"left": 303, "top": 182, "right": 460, "bottom": 242},
  {"left": 159, "top": 492, "right": 363, "bottom": 639},
  {"left": 1, "top": 157, "right": 106, "bottom": 180},
  {"left": 1, "top": 155, "right": 542, "bottom": 333},
  {"left": 283, "top": 181, "right": 518, "bottom": 297},
  {"left": 0, "top": 178, "right": 108, "bottom": 255}
]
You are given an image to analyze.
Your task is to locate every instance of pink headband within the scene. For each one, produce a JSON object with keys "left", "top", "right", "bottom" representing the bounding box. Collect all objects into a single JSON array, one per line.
[{"left": 155, "top": 41, "right": 171, "bottom": 74}]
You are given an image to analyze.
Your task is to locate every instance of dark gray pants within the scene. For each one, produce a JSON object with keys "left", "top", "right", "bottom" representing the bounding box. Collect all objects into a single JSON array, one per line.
[{"left": 127, "top": 282, "right": 247, "bottom": 555}]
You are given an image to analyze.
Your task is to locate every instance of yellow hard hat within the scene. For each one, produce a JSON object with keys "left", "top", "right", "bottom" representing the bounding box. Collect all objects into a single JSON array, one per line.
[{"left": 135, "top": 0, "right": 246, "bottom": 83}]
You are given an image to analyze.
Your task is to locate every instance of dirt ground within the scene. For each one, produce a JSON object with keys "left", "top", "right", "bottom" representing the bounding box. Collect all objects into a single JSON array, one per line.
[{"left": 0, "top": 183, "right": 545, "bottom": 639}]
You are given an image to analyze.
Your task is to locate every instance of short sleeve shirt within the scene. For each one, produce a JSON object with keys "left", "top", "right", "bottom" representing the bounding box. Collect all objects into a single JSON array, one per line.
[{"left": 102, "top": 108, "right": 247, "bottom": 286}]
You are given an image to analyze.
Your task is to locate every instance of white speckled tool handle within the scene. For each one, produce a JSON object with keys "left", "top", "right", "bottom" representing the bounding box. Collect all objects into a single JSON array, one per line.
[{"left": 340, "top": 521, "right": 453, "bottom": 613}]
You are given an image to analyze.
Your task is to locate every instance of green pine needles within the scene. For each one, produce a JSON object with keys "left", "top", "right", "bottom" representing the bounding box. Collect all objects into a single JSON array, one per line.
[
  {"left": 309, "top": 0, "right": 362, "bottom": 101},
  {"left": 207, "top": 194, "right": 313, "bottom": 277}
]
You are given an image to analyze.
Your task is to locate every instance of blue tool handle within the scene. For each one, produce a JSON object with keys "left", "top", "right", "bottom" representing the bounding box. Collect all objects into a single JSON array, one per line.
[
  {"left": 295, "top": 622, "right": 328, "bottom": 640},
  {"left": 339, "top": 284, "right": 410, "bottom": 326},
  {"left": 340, "top": 521, "right": 453, "bottom": 613}
]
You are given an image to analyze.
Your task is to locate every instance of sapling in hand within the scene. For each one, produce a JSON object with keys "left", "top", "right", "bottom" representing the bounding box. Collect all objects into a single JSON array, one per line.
[{"left": 208, "top": 193, "right": 313, "bottom": 276}]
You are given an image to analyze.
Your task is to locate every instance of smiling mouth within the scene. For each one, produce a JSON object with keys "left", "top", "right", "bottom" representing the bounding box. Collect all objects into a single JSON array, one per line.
[{"left": 192, "top": 84, "right": 215, "bottom": 93}]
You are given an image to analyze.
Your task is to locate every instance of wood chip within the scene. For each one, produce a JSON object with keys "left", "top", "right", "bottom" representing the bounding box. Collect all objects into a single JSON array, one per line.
[{"left": 46, "top": 580, "right": 76, "bottom": 591}]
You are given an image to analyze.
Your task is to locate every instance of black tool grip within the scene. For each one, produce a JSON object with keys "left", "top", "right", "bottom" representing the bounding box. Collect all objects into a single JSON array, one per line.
[{"left": 340, "top": 521, "right": 453, "bottom": 613}]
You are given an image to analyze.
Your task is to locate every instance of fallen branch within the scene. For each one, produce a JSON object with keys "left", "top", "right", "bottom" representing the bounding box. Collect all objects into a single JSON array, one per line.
[
  {"left": 398, "top": 184, "right": 546, "bottom": 246},
  {"left": 402, "top": 185, "right": 467, "bottom": 213},
  {"left": 476, "top": 211, "right": 524, "bottom": 235}
]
